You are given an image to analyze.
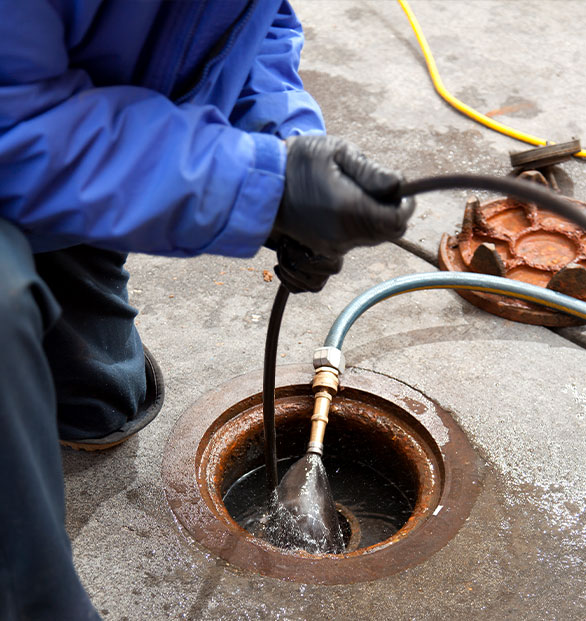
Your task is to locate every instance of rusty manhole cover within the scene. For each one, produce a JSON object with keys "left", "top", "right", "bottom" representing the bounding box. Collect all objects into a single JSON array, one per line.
[
  {"left": 439, "top": 171, "right": 586, "bottom": 326},
  {"left": 162, "top": 365, "right": 482, "bottom": 584}
]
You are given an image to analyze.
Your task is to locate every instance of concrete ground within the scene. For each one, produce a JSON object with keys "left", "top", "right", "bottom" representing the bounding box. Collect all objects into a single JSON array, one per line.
[{"left": 62, "top": 1, "right": 586, "bottom": 619}]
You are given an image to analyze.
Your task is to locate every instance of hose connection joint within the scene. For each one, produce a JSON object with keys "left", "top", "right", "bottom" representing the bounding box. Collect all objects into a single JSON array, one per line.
[{"left": 313, "top": 346, "right": 345, "bottom": 374}]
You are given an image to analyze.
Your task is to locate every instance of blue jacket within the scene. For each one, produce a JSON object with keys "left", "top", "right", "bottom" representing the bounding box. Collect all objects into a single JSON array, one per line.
[{"left": 0, "top": 1, "right": 325, "bottom": 257}]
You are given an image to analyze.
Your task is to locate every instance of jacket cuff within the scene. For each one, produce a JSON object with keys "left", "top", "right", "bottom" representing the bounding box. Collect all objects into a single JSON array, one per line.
[
  {"left": 203, "top": 132, "right": 287, "bottom": 258},
  {"left": 252, "top": 131, "right": 287, "bottom": 176}
]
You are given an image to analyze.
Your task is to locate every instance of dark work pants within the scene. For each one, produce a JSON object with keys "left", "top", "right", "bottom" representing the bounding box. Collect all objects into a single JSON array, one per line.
[{"left": 0, "top": 219, "right": 146, "bottom": 619}]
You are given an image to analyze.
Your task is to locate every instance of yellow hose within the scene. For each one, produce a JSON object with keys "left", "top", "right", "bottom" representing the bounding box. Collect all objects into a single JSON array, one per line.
[{"left": 397, "top": 0, "right": 586, "bottom": 159}]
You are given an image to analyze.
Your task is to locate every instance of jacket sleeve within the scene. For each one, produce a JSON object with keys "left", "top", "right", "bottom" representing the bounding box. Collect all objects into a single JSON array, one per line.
[
  {"left": 0, "top": 1, "right": 286, "bottom": 257},
  {"left": 229, "top": 1, "right": 326, "bottom": 138}
]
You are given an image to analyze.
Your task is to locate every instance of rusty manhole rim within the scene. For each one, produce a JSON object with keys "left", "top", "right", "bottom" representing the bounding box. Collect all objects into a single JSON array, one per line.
[
  {"left": 162, "top": 365, "right": 482, "bottom": 585},
  {"left": 202, "top": 385, "right": 441, "bottom": 554}
]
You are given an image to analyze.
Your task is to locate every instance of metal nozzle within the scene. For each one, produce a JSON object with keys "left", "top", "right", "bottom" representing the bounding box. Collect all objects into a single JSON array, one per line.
[{"left": 307, "top": 366, "right": 339, "bottom": 455}]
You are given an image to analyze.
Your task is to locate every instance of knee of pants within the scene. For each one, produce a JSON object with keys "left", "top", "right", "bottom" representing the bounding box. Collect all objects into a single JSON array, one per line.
[{"left": 0, "top": 219, "right": 60, "bottom": 337}]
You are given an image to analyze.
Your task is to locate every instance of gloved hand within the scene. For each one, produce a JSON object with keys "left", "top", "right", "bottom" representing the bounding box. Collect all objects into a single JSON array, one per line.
[
  {"left": 273, "top": 236, "right": 343, "bottom": 294},
  {"left": 271, "top": 135, "right": 415, "bottom": 258}
]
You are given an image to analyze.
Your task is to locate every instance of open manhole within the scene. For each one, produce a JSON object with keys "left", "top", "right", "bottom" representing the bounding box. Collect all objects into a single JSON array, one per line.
[{"left": 162, "top": 365, "right": 482, "bottom": 584}]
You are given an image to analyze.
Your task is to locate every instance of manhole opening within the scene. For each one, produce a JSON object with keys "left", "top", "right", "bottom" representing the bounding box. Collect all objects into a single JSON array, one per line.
[
  {"left": 162, "top": 366, "right": 482, "bottom": 584},
  {"left": 221, "top": 393, "right": 439, "bottom": 552}
]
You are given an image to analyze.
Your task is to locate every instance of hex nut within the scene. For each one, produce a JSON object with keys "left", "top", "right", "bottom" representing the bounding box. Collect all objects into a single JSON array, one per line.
[{"left": 312, "top": 347, "right": 346, "bottom": 373}]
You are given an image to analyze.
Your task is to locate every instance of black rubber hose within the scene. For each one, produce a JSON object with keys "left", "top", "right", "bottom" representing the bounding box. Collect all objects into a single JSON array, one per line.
[
  {"left": 399, "top": 174, "right": 586, "bottom": 229},
  {"left": 263, "top": 282, "right": 290, "bottom": 494}
]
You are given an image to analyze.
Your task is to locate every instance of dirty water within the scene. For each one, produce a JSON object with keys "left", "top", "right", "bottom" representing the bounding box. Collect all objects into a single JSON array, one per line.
[{"left": 223, "top": 453, "right": 414, "bottom": 552}]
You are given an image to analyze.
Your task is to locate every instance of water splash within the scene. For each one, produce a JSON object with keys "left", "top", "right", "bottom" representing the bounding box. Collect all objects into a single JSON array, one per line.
[
  {"left": 223, "top": 452, "right": 414, "bottom": 551},
  {"left": 263, "top": 454, "right": 344, "bottom": 554}
]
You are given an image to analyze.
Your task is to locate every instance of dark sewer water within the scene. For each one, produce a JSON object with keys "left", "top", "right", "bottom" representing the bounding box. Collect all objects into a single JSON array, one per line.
[{"left": 223, "top": 454, "right": 415, "bottom": 551}]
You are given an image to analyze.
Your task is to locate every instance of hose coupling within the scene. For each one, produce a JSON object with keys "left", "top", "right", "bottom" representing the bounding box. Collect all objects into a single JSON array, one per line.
[
  {"left": 307, "top": 366, "right": 340, "bottom": 456},
  {"left": 313, "top": 346, "right": 345, "bottom": 374}
]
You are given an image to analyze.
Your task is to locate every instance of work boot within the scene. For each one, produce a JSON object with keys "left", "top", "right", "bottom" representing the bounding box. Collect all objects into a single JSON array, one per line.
[{"left": 59, "top": 346, "right": 165, "bottom": 451}]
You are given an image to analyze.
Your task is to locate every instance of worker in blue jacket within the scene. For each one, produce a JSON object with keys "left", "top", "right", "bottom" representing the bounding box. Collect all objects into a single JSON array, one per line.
[{"left": 0, "top": 1, "right": 414, "bottom": 618}]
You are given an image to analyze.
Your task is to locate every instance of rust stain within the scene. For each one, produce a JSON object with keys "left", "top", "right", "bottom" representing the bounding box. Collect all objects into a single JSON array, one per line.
[
  {"left": 484, "top": 101, "right": 536, "bottom": 118},
  {"left": 401, "top": 397, "right": 427, "bottom": 416}
]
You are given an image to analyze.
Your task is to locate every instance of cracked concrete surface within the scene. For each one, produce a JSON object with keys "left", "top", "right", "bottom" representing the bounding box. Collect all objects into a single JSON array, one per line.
[{"left": 62, "top": 2, "right": 586, "bottom": 619}]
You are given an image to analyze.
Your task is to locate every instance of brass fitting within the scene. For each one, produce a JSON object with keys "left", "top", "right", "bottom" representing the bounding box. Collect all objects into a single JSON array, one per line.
[{"left": 307, "top": 366, "right": 340, "bottom": 456}]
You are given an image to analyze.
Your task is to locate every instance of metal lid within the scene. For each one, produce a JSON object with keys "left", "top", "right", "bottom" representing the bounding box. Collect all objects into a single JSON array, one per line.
[{"left": 439, "top": 171, "right": 586, "bottom": 326}]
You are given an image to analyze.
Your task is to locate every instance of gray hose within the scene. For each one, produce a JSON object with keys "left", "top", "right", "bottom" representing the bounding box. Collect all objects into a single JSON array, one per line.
[{"left": 324, "top": 271, "right": 586, "bottom": 350}]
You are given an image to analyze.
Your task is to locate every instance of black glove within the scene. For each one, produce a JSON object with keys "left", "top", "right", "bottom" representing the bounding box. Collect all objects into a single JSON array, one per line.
[
  {"left": 272, "top": 236, "right": 343, "bottom": 294},
  {"left": 271, "top": 135, "right": 415, "bottom": 257}
]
